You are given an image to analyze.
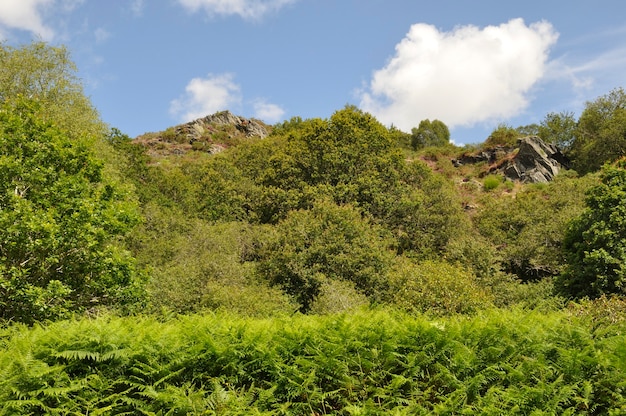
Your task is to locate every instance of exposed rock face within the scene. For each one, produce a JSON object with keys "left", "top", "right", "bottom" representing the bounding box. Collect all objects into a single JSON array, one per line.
[
  {"left": 177, "top": 110, "right": 269, "bottom": 143},
  {"left": 451, "top": 136, "right": 569, "bottom": 183},
  {"left": 135, "top": 110, "right": 270, "bottom": 157},
  {"left": 452, "top": 146, "right": 513, "bottom": 167},
  {"left": 502, "top": 136, "right": 568, "bottom": 183}
]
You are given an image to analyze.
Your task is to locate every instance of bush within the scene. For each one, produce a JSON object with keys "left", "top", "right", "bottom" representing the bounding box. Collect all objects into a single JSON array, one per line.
[
  {"left": 0, "top": 98, "right": 144, "bottom": 323},
  {"left": 138, "top": 216, "right": 295, "bottom": 316},
  {"left": 386, "top": 258, "right": 493, "bottom": 315},
  {"left": 256, "top": 200, "right": 395, "bottom": 312},
  {"left": 557, "top": 158, "right": 626, "bottom": 298},
  {"left": 482, "top": 174, "right": 502, "bottom": 191},
  {"left": 484, "top": 123, "right": 521, "bottom": 147}
]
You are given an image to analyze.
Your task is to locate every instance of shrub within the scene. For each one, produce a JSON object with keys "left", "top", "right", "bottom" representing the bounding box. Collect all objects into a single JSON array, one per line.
[
  {"left": 482, "top": 174, "right": 502, "bottom": 191},
  {"left": 0, "top": 98, "right": 144, "bottom": 323},
  {"left": 256, "top": 200, "right": 395, "bottom": 312},
  {"left": 386, "top": 258, "right": 493, "bottom": 315},
  {"left": 484, "top": 123, "right": 521, "bottom": 147},
  {"left": 557, "top": 158, "right": 626, "bottom": 298}
]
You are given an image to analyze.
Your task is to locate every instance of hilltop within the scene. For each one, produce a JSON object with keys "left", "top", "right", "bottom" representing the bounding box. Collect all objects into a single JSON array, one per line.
[{"left": 135, "top": 110, "right": 272, "bottom": 157}]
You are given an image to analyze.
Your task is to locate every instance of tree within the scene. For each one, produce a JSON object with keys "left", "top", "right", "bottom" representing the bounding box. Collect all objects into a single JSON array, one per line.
[
  {"left": 556, "top": 158, "right": 626, "bottom": 298},
  {"left": 256, "top": 200, "right": 395, "bottom": 312},
  {"left": 0, "top": 41, "right": 106, "bottom": 140},
  {"left": 0, "top": 98, "right": 144, "bottom": 323},
  {"left": 538, "top": 111, "right": 577, "bottom": 151},
  {"left": 411, "top": 119, "right": 450, "bottom": 150},
  {"left": 484, "top": 123, "right": 521, "bottom": 147},
  {"left": 571, "top": 88, "right": 626, "bottom": 173}
]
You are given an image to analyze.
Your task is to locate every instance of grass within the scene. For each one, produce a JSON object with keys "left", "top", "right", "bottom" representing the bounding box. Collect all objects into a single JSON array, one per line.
[{"left": 1, "top": 308, "right": 626, "bottom": 414}]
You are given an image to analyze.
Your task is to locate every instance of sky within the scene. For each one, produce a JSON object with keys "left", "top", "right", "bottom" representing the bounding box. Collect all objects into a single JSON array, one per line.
[{"left": 1, "top": 0, "right": 626, "bottom": 144}]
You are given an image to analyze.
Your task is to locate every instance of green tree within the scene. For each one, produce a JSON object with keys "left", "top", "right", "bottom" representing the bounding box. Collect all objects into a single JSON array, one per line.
[
  {"left": 571, "top": 87, "right": 626, "bottom": 173},
  {"left": 411, "top": 119, "right": 450, "bottom": 149},
  {"left": 256, "top": 200, "right": 395, "bottom": 312},
  {"left": 0, "top": 41, "right": 106, "bottom": 140},
  {"left": 0, "top": 98, "right": 144, "bottom": 323},
  {"left": 538, "top": 111, "right": 577, "bottom": 151},
  {"left": 231, "top": 106, "right": 467, "bottom": 258},
  {"left": 556, "top": 158, "right": 626, "bottom": 298},
  {"left": 484, "top": 123, "right": 521, "bottom": 147}
]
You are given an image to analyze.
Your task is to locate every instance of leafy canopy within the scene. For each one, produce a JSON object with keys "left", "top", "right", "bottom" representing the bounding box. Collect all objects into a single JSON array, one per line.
[
  {"left": 0, "top": 98, "right": 144, "bottom": 323},
  {"left": 257, "top": 200, "right": 395, "bottom": 312},
  {"left": 557, "top": 158, "right": 626, "bottom": 298},
  {"left": 411, "top": 119, "right": 450, "bottom": 150},
  {"left": 0, "top": 41, "right": 106, "bottom": 140},
  {"left": 571, "top": 87, "right": 626, "bottom": 173}
]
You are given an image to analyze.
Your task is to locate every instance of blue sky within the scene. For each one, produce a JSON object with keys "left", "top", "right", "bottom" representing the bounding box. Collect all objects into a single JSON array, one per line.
[{"left": 1, "top": 0, "right": 626, "bottom": 144}]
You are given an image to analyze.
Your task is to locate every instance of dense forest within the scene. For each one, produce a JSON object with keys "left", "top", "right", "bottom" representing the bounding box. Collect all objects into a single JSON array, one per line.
[{"left": 2, "top": 41, "right": 626, "bottom": 414}]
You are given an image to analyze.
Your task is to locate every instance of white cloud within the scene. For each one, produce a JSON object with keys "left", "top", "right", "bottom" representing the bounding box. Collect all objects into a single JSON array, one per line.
[
  {"left": 176, "top": 0, "right": 296, "bottom": 20},
  {"left": 0, "top": 0, "right": 55, "bottom": 40},
  {"left": 170, "top": 73, "right": 242, "bottom": 122},
  {"left": 130, "top": 0, "right": 144, "bottom": 16},
  {"left": 359, "top": 18, "right": 558, "bottom": 131},
  {"left": 252, "top": 99, "right": 285, "bottom": 122}
]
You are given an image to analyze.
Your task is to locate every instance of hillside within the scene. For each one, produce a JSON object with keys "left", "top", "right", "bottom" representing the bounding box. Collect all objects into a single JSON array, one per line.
[
  {"left": 135, "top": 110, "right": 272, "bottom": 157},
  {"left": 5, "top": 40, "right": 626, "bottom": 415}
]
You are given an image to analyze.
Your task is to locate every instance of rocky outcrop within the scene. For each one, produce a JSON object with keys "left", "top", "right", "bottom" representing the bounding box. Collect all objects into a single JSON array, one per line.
[
  {"left": 501, "top": 136, "right": 568, "bottom": 183},
  {"left": 135, "top": 110, "right": 270, "bottom": 157},
  {"left": 178, "top": 110, "right": 269, "bottom": 142},
  {"left": 451, "top": 136, "right": 569, "bottom": 184},
  {"left": 452, "top": 146, "right": 513, "bottom": 167}
]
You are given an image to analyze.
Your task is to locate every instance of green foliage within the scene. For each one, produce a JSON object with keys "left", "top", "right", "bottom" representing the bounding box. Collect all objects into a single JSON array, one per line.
[
  {"left": 231, "top": 106, "right": 467, "bottom": 259},
  {"left": 2, "top": 309, "right": 626, "bottom": 414},
  {"left": 129, "top": 204, "right": 295, "bottom": 316},
  {"left": 0, "top": 41, "right": 106, "bottom": 140},
  {"left": 386, "top": 258, "right": 493, "bottom": 315},
  {"left": 571, "top": 87, "right": 626, "bottom": 173},
  {"left": 515, "top": 122, "right": 540, "bottom": 137},
  {"left": 482, "top": 174, "right": 502, "bottom": 191},
  {"left": 476, "top": 173, "right": 594, "bottom": 281},
  {"left": 0, "top": 98, "right": 144, "bottom": 323},
  {"left": 538, "top": 110, "right": 577, "bottom": 151},
  {"left": 484, "top": 123, "right": 521, "bottom": 148},
  {"left": 411, "top": 119, "right": 450, "bottom": 149},
  {"left": 557, "top": 159, "right": 626, "bottom": 298},
  {"left": 256, "top": 200, "right": 395, "bottom": 312}
]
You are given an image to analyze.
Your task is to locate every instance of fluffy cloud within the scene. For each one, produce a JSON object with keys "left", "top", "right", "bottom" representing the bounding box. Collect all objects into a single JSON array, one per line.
[
  {"left": 176, "top": 0, "right": 296, "bottom": 20},
  {"left": 0, "top": 0, "right": 55, "bottom": 40},
  {"left": 170, "top": 73, "right": 242, "bottom": 122},
  {"left": 359, "top": 18, "right": 558, "bottom": 131},
  {"left": 252, "top": 99, "right": 285, "bottom": 123}
]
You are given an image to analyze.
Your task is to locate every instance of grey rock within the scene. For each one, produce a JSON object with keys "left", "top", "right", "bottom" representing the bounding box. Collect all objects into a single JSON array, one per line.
[
  {"left": 177, "top": 110, "right": 269, "bottom": 142},
  {"left": 502, "top": 136, "right": 567, "bottom": 183}
]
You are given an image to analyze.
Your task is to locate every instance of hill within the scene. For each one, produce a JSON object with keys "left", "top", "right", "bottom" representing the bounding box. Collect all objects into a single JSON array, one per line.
[{"left": 135, "top": 110, "right": 271, "bottom": 157}]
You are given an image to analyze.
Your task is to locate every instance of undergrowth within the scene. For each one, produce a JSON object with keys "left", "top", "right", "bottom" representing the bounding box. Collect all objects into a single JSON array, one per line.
[{"left": 1, "top": 308, "right": 626, "bottom": 414}]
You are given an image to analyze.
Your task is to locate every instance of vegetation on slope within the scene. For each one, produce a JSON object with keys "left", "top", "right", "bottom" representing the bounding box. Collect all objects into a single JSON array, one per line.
[{"left": 4, "top": 40, "right": 626, "bottom": 414}]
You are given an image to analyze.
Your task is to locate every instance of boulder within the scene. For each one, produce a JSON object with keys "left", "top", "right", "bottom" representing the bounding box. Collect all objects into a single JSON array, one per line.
[
  {"left": 450, "top": 136, "right": 569, "bottom": 183},
  {"left": 502, "top": 136, "right": 568, "bottom": 183}
]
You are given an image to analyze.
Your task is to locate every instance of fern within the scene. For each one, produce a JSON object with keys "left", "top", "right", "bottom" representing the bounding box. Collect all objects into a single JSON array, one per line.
[{"left": 2, "top": 308, "right": 626, "bottom": 413}]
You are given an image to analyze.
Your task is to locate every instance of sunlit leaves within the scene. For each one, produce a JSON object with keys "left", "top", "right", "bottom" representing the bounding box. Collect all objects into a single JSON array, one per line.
[
  {"left": 557, "top": 158, "right": 626, "bottom": 298},
  {"left": 0, "top": 98, "right": 143, "bottom": 322}
]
